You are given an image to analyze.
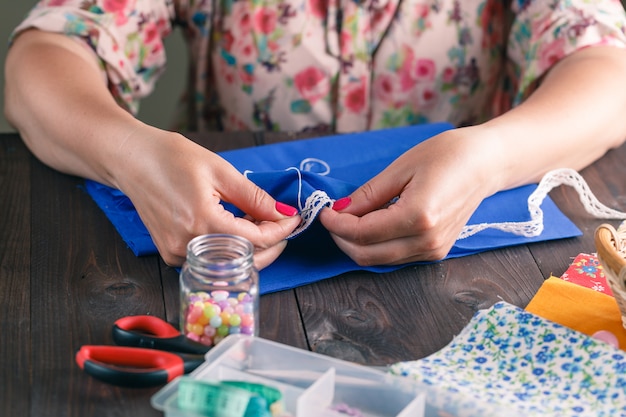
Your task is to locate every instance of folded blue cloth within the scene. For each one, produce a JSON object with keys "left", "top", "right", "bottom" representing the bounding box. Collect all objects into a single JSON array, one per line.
[{"left": 84, "top": 123, "right": 581, "bottom": 294}]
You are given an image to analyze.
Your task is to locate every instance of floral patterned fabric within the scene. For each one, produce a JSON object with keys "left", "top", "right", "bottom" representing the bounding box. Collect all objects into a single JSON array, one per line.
[
  {"left": 560, "top": 252, "right": 613, "bottom": 296},
  {"left": 390, "top": 301, "right": 626, "bottom": 417},
  {"left": 11, "top": 0, "right": 626, "bottom": 133}
]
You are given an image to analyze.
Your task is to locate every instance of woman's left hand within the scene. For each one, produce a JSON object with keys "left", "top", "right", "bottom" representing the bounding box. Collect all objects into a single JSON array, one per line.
[
  {"left": 318, "top": 125, "right": 502, "bottom": 266},
  {"left": 320, "top": 46, "right": 626, "bottom": 267}
]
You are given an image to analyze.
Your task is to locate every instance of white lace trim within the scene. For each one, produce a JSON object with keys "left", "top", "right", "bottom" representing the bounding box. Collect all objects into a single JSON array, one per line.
[
  {"left": 458, "top": 168, "right": 626, "bottom": 240},
  {"left": 248, "top": 162, "right": 626, "bottom": 242},
  {"left": 287, "top": 190, "right": 334, "bottom": 239},
  {"left": 245, "top": 159, "right": 335, "bottom": 240}
]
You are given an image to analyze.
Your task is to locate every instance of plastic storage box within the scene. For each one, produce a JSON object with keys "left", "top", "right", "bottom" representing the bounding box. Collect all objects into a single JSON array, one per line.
[{"left": 151, "top": 334, "right": 425, "bottom": 417}]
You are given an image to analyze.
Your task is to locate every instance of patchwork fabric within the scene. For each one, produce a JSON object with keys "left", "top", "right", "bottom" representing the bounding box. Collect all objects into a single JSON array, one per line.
[
  {"left": 560, "top": 253, "right": 612, "bottom": 296},
  {"left": 390, "top": 302, "right": 626, "bottom": 417},
  {"left": 526, "top": 276, "right": 626, "bottom": 350}
]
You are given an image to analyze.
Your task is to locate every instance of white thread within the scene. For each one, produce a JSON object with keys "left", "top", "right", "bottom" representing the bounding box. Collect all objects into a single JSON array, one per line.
[
  {"left": 245, "top": 159, "right": 330, "bottom": 212},
  {"left": 300, "top": 158, "right": 331, "bottom": 175},
  {"left": 284, "top": 167, "right": 305, "bottom": 211},
  {"left": 458, "top": 168, "right": 626, "bottom": 240},
  {"left": 287, "top": 160, "right": 333, "bottom": 239},
  {"left": 244, "top": 160, "right": 335, "bottom": 238}
]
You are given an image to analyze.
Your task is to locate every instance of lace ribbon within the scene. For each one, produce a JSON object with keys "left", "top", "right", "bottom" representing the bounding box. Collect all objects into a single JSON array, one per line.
[
  {"left": 458, "top": 168, "right": 626, "bottom": 240},
  {"left": 255, "top": 164, "right": 626, "bottom": 241},
  {"left": 287, "top": 190, "right": 334, "bottom": 239}
]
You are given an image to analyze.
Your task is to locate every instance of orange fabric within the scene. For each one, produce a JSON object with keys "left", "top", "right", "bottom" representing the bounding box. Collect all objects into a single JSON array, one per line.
[{"left": 526, "top": 276, "right": 626, "bottom": 350}]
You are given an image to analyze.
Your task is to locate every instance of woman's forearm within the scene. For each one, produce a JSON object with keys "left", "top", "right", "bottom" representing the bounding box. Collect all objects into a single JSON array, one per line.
[
  {"left": 4, "top": 29, "right": 147, "bottom": 189},
  {"left": 482, "top": 45, "right": 626, "bottom": 191}
]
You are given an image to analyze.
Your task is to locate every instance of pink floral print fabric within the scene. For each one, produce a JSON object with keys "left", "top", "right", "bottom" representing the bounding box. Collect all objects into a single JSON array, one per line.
[{"left": 12, "top": 0, "right": 626, "bottom": 133}]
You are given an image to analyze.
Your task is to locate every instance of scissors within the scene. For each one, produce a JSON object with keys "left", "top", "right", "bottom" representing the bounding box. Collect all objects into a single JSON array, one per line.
[{"left": 75, "top": 315, "right": 210, "bottom": 388}]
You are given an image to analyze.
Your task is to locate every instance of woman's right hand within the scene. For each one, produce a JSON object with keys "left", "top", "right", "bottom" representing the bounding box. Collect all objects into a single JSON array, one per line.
[
  {"left": 5, "top": 30, "right": 300, "bottom": 269},
  {"left": 114, "top": 125, "right": 301, "bottom": 269}
]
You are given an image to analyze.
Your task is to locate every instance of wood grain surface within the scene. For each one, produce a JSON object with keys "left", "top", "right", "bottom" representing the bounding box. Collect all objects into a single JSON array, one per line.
[{"left": 1, "top": 131, "right": 625, "bottom": 417}]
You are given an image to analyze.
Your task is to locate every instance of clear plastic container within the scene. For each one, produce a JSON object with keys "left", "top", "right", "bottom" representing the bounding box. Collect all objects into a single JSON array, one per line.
[
  {"left": 179, "top": 234, "right": 259, "bottom": 348},
  {"left": 152, "top": 335, "right": 525, "bottom": 417},
  {"left": 151, "top": 335, "right": 425, "bottom": 417}
]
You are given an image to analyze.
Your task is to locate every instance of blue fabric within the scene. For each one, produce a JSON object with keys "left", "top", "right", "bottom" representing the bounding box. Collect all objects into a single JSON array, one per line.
[{"left": 84, "top": 123, "right": 582, "bottom": 294}]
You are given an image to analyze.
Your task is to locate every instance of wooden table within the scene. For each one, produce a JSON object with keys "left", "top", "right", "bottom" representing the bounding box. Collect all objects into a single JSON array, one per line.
[{"left": 2, "top": 130, "right": 625, "bottom": 416}]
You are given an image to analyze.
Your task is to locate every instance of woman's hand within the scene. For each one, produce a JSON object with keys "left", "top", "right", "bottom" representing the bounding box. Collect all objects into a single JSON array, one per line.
[
  {"left": 318, "top": 126, "right": 501, "bottom": 266},
  {"left": 5, "top": 31, "right": 300, "bottom": 270},
  {"left": 115, "top": 126, "right": 302, "bottom": 269},
  {"left": 321, "top": 45, "right": 626, "bottom": 267}
]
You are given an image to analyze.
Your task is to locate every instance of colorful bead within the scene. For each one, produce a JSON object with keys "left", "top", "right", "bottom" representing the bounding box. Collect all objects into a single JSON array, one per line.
[
  {"left": 240, "top": 314, "right": 254, "bottom": 327},
  {"left": 229, "top": 314, "right": 241, "bottom": 327},
  {"left": 209, "top": 316, "right": 222, "bottom": 328},
  {"left": 217, "top": 325, "right": 230, "bottom": 337},
  {"left": 203, "top": 326, "right": 216, "bottom": 337},
  {"left": 183, "top": 290, "right": 256, "bottom": 347},
  {"left": 203, "top": 304, "right": 218, "bottom": 319},
  {"left": 186, "top": 332, "right": 200, "bottom": 342}
]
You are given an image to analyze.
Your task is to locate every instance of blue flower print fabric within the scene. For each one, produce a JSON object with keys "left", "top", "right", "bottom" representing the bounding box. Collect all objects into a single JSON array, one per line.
[{"left": 390, "top": 302, "right": 626, "bottom": 417}]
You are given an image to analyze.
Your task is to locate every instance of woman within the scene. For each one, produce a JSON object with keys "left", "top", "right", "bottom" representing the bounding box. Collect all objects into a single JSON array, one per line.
[{"left": 5, "top": 0, "right": 626, "bottom": 268}]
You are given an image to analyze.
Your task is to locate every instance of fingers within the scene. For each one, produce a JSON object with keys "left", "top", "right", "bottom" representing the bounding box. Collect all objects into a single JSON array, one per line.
[
  {"left": 252, "top": 239, "right": 289, "bottom": 270},
  {"left": 337, "top": 164, "right": 409, "bottom": 217},
  {"left": 201, "top": 170, "right": 302, "bottom": 270},
  {"left": 330, "top": 232, "right": 448, "bottom": 266},
  {"left": 320, "top": 200, "right": 412, "bottom": 243},
  {"left": 130, "top": 149, "right": 301, "bottom": 266},
  {"left": 156, "top": 193, "right": 300, "bottom": 267},
  {"left": 213, "top": 168, "right": 302, "bottom": 245},
  {"left": 323, "top": 154, "right": 417, "bottom": 248},
  {"left": 220, "top": 168, "right": 298, "bottom": 220},
  {"left": 320, "top": 205, "right": 460, "bottom": 266},
  {"left": 157, "top": 211, "right": 300, "bottom": 267},
  {"left": 317, "top": 132, "right": 484, "bottom": 266}
]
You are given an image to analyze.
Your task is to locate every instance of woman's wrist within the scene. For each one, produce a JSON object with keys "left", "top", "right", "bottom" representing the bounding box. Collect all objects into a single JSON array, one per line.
[
  {"left": 451, "top": 123, "right": 511, "bottom": 198},
  {"left": 106, "top": 123, "right": 172, "bottom": 192}
]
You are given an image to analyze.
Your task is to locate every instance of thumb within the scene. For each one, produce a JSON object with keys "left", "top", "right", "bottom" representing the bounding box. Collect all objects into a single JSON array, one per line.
[
  {"left": 338, "top": 168, "right": 408, "bottom": 216},
  {"left": 221, "top": 172, "right": 298, "bottom": 221}
]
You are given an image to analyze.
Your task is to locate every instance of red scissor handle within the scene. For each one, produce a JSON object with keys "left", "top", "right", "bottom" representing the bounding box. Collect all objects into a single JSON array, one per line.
[
  {"left": 115, "top": 315, "right": 181, "bottom": 337},
  {"left": 112, "top": 315, "right": 209, "bottom": 355},
  {"left": 75, "top": 345, "right": 184, "bottom": 388}
]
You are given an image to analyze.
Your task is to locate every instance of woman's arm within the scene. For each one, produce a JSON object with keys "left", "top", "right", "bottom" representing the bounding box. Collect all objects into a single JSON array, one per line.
[
  {"left": 485, "top": 45, "right": 626, "bottom": 191},
  {"left": 320, "top": 45, "right": 626, "bottom": 266},
  {"left": 5, "top": 30, "right": 300, "bottom": 267},
  {"left": 4, "top": 30, "right": 140, "bottom": 186}
]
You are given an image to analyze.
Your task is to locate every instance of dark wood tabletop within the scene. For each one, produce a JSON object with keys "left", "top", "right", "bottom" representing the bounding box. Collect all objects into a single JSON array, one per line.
[{"left": 2, "top": 129, "right": 625, "bottom": 417}]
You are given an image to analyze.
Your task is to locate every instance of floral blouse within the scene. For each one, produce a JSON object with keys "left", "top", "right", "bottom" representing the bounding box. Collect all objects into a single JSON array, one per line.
[{"left": 12, "top": 0, "right": 626, "bottom": 133}]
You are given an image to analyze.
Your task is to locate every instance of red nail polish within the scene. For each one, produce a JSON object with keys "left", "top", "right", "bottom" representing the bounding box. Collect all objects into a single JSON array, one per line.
[
  {"left": 332, "top": 197, "right": 351, "bottom": 211},
  {"left": 275, "top": 201, "right": 298, "bottom": 217}
]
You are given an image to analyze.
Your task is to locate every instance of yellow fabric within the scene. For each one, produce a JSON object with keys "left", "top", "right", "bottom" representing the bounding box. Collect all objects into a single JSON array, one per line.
[{"left": 526, "top": 276, "right": 626, "bottom": 350}]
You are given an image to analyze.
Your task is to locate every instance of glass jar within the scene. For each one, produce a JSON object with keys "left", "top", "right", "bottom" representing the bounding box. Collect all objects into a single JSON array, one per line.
[{"left": 179, "top": 234, "right": 259, "bottom": 347}]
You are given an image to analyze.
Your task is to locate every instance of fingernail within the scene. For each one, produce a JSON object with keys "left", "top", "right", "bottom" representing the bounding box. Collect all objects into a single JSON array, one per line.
[
  {"left": 332, "top": 197, "right": 351, "bottom": 211},
  {"left": 275, "top": 201, "right": 298, "bottom": 217}
]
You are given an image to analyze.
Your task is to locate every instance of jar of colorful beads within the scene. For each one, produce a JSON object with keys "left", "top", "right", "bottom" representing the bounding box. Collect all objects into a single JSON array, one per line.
[{"left": 180, "top": 234, "right": 259, "bottom": 347}]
